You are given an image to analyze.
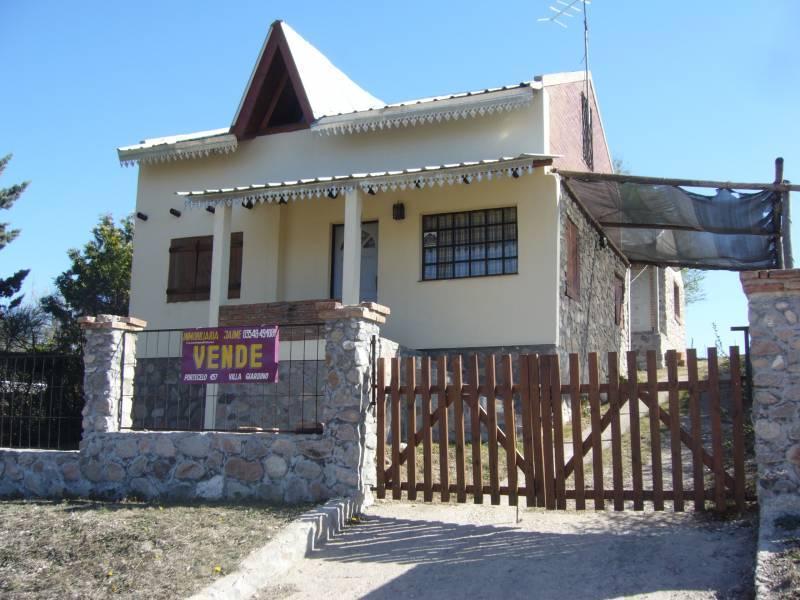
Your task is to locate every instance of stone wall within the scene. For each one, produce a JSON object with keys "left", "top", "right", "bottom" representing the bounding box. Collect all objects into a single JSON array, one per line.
[
  {"left": 558, "top": 187, "right": 630, "bottom": 378},
  {"left": 0, "top": 307, "right": 387, "bottom": 506},
  {"left": 0, "top": 449, "right": 87, "bottom": 498},
  {"left": 740, "top": 270, "right": 800, "bottom": 515}
]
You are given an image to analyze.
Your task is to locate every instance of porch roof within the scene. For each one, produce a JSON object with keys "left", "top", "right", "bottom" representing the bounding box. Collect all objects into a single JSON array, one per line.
[{"left": 177, "top": 153, "right": 556, "bottom": 207}]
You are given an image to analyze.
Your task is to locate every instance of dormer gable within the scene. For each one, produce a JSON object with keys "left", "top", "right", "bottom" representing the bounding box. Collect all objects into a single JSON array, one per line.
[{"left": 231, "top": 20, "right": 382, "bottom": 140}]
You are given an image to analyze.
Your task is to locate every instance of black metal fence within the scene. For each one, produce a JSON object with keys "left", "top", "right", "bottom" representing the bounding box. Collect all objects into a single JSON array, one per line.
[
  {"left": 121, "top": 324, "right": 326, "bottom": 433},
  {"left": 0, "top": 353, "right": 84, "bottom": 450}
]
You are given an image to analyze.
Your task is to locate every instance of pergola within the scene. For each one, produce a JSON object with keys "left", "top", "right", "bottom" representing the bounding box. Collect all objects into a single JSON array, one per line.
[{"left": 555, "top": 158, "right": 797, "bottom": 271}]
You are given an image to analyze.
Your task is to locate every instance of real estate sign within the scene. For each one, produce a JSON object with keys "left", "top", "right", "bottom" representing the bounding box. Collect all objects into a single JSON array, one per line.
[{"left": 180, "top": 326, "right": 279, "bottom": 384}]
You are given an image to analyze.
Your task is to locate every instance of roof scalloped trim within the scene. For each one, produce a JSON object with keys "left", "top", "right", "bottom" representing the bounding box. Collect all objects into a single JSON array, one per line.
[
  {"left": 311, "top": 85, "right": 535, "bottom": 136},
  {"left": 117, "top": 131, "right": 238, "bottom": 167},
  {"left": 177, "top": 153, "right": 554, "bottom": 207}
]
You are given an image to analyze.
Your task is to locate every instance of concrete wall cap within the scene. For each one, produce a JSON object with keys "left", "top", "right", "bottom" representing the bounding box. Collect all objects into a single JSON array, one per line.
[{"left": 78, "top": 314, "right": 148, "bottom": 331}]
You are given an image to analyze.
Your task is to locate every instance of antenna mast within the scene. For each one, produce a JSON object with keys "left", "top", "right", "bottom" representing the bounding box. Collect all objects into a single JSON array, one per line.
[{"left": 538, "top": 0, "right": 595, "bottom": 170}]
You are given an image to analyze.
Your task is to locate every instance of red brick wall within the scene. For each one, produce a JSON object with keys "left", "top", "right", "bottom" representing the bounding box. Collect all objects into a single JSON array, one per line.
[{"left": 548, "top": 80, "right": 613, "bottom": 174}]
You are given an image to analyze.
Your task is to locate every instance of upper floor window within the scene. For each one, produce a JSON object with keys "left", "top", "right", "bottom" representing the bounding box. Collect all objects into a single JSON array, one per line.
[
  {"left": 614, "top": 275, "right": 625, "bottom": 325},
  {"left": 565, "top": 217, "right": 580, "bottom": 299},
  {"left": 674, "top": 281, "right": 681, "bottom": 319},
  {"left": 422, "top": 207, "right": 518, "bottom": 281},
  {"left": 167, "top": 232, "right": 243, "bottom": 303}
]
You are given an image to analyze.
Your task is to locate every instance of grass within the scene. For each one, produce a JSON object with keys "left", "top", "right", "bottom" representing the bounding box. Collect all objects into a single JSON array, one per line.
[{"left": 0, "top": 499, "right": 307, "bottom": 599}]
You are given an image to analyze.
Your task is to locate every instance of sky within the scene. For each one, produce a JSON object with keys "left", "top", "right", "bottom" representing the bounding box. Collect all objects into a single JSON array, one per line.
[{"left": 1, "top": 0, "right": 799, "bottom": 352}]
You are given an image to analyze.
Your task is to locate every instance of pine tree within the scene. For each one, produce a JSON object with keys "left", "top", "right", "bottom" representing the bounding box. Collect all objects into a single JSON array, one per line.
[{"left": 0, "top": 154, "right": 30, "bottom": 316}]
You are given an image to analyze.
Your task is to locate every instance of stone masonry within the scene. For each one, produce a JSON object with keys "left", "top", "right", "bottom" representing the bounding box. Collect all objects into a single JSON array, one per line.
[
  {"left": 740, "top": 270, "right": 800, "bottom": 515},
  {"left": 559, "top": 186, "right": 630, "bottom": 378},
  {"left": 1, "top": 307, "right": 387, "bottom": 505}
]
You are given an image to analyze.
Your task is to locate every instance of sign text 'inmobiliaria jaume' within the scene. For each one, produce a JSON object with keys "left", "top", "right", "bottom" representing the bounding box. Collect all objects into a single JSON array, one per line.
[{"left": 180, "top": 325, "right": 279, "bottom": 384}]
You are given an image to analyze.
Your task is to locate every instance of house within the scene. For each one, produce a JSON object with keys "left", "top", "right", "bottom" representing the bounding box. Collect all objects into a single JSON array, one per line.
[
  {"left": 118, "top": 20, "right": 633, "bottom": 429},
  {"left": 630, "top": 265, "right": 686, "bottom": 368}
]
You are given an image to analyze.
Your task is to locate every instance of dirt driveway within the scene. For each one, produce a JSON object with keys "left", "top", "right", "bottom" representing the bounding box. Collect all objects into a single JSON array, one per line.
[{"left": 258, "top": 501, "right": 756, "bottom": 600}]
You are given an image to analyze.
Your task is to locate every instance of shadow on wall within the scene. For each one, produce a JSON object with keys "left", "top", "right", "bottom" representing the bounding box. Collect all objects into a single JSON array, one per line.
[{"left": 307, "top": 513, "right": 755, "bottom": 599}]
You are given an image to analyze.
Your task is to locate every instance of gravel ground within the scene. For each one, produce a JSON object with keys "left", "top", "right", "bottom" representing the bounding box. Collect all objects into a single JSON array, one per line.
[
  {"left": 0, "top": 499, "right": 306, "bottom": 599},
  {"left": 258, "top": 501, "right": 757, "bottom": 600}
]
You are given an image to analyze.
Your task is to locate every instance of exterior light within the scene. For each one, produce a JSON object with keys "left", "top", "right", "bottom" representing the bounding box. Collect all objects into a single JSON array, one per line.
[
  {"left": 169, "top": 208, "right": 182, "bottom": 217},
  {"left": 392, "top": 202, "right": 406, "bottom": 221},
  {"left": 136, "top": 212, "right": 148, "bottom": 221}
]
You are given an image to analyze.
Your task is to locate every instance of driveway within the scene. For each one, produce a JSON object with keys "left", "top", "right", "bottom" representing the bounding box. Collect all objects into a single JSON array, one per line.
[{"left": 257, "top": 501, "right": 756, "bottom": 599}]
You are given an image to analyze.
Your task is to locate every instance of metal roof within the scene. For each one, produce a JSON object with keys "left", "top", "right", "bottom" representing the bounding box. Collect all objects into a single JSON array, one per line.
[{"left": 177, "top": 153, "right": 556, "bottom": 206}]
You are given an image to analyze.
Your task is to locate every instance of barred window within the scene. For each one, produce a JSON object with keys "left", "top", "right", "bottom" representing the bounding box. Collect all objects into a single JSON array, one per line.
[{"left": 422, "top": 207, "right": 518, "bottom": 281}]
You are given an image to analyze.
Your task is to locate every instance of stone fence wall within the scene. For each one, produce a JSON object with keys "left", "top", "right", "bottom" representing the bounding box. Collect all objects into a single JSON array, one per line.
[
  {"left": 741, "top": 270, "right": 800, "bottom": 516},
  {"left": 0, "top": 304, "right": 390, "bottom": 506}
]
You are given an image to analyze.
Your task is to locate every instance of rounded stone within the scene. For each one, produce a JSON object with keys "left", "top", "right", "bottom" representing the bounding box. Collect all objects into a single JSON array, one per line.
[
  {"left": 284, "top": 478, "right": 310, "bottom": 503},
  {"left": 105, "top": 462, "right": 126, "bottom": 482},
  {"left": 224, "top": 457, "right": 263, "bottom": 482},
  {"left": 264, "top": 455, "right": 288, "bottom": 479},
  {"left": 772, "top": 355, "right": 786, "bottom": 371},
  {"left": 756, "top": 420, "right": 783, "bottom": 442},
  {"left": 175, "top": 460, "right": 205, "bottom": 480},
  {"left": 197, "top": 475, "right": 224, "bottom": 500},
  {"left": 153, "top": 436, "right": 176, "bottom": 458},
  {"left": 115, "top": 437, "right": 139, "bottom": 459},
  {"left": 294, "top": 458, "right": 322, "bottom": 480},
  {"left": 785, "top": 310, "right": 798, "bottom": 324},
  {"left": 177, "top": 435, "right": 211, "bottom": 458},
  {"left": 786, "top": 444, "right": 800, "bottom": 467}
]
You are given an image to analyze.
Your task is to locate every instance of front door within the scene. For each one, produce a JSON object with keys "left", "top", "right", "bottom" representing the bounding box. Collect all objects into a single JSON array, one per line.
[{"left": 332, "top": 222, "right": 378, "bottom": 303}]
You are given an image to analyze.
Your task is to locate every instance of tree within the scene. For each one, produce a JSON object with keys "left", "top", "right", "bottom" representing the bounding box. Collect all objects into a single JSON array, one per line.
[
  {"left": 681, "top": 269, "right": 706, "bottom": 305},
  {"left": 0, "top": 304, "right": 52, "bottom": 352},
  {"left": 42, "top": 215, "right": 134, "bottom": 350},
  {"left": 0, "top": 154, "right": 30, "bottom": 316}
]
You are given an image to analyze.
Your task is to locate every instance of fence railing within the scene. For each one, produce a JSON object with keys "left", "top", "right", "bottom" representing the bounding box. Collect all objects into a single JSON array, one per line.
[
  {"left": 377, "top": 348, "right": 754, "bottom": 513},
  {"left": 121, "top": 324, "right": 327, "bottom": 433},
  {"left": 0, "top": 353, "right": 84, "bottom": 450}
]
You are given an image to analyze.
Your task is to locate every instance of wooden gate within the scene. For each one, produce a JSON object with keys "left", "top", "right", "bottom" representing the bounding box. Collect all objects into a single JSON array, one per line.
[{"left": 375, "top": 349, "right": 754, "bottom": 512}]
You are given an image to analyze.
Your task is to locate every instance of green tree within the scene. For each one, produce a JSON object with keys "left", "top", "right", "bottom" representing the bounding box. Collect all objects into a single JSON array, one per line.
[
  {"left": 42, "top": 215, "right": 134, "bottom": 350},
  {"left": 0, "top": 154, "right": 30, "bottom": 316}
]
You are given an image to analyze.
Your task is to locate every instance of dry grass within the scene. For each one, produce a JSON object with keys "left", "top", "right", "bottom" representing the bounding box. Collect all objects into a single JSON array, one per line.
[{"left": 0, "top": 499, "right": 307, "bottom": 599}]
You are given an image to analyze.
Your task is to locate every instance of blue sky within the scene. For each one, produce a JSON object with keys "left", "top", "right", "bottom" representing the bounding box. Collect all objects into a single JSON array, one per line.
[{"left": 2, "top": 0, "right": 798, "bottom": 352}]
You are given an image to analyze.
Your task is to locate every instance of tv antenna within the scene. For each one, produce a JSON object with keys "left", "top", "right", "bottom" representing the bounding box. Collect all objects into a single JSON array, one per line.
[{"left": 538, "top": 0, "right": 594, "bottom": 170}]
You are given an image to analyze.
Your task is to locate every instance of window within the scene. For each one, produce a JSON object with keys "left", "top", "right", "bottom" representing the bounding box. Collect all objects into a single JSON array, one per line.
[
  {"left": 167, "top": 232, "right": 243, "bottom": 302},
  {"left": 674, "top": 281, "right": 681, "bottom": 319},
  {"left": 422, "top": 207, "right": 518, "bottom": 280},
  {"left": 565, "top": 218, "right": 580, "bottom": 299},
  {"left": 614, "top": 275, "right": 625, "bottom": 325}
]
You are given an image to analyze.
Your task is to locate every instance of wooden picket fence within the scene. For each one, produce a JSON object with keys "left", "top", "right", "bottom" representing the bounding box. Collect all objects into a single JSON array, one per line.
[{"left": 375, "top": 348, "right": 753, "bottom": 512}]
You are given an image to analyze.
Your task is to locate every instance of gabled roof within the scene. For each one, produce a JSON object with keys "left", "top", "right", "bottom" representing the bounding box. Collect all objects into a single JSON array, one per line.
[{"left": 231, "top": 20, "right": 383, "bottom": 139}]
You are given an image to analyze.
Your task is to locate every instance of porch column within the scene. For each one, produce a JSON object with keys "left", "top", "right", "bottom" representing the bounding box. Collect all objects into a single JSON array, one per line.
[
  {"left": 208, "top": 203, "right": 232, "bottom": 326},
  {"left": 342, "top": 188, "right": 363, "bottom": 305},
  {"left": 205, "top": 203, "right": 232, "bottom": 429}
]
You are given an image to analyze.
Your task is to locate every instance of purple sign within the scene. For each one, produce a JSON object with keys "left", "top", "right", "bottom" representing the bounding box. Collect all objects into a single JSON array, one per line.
[{"left": 180, "top": 325, "right": 279, "bottom": 384}]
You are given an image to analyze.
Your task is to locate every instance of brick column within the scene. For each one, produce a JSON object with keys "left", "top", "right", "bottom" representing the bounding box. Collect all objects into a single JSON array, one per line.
[
  {"left": 318, "top": 302, "right": 390, "bottom": 506},
  {"left": 78, "top": 315, "right": 147, "bottom": 440},
  {"left": 740, "top": 270, "right": 800, "bottom": 515}
]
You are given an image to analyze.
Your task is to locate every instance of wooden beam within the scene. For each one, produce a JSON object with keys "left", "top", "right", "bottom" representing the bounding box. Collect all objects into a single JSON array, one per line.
[
  {"left": 599, "top": 221, "right": 776, "bottom": 236},
  {"left": 553, "top": 168, "right": 800, "bottom": 193}
]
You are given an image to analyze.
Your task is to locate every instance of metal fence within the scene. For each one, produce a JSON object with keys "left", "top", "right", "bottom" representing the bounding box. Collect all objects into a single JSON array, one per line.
[
  {"left": 0, "top": 353, "right": 84, "bottom": 450},
  {"left": 121, "top": 324, "right": 327, "bottom": 433}
]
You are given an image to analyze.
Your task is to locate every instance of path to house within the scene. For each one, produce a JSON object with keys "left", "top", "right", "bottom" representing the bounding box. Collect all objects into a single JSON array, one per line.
[{"left": 255, "top": 501, "right": 756, "bottom": 600}]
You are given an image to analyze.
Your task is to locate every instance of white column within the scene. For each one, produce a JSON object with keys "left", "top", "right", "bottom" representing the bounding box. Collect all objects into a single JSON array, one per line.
[
  {"left": 208, "top": 203, "right": 232, "bottom": 326},
  {"left": 342, "top": 188, "right": 363, "bottom": 305},
  {"left": 205, "top": 202, "right": 232, "bottom": 429}
]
